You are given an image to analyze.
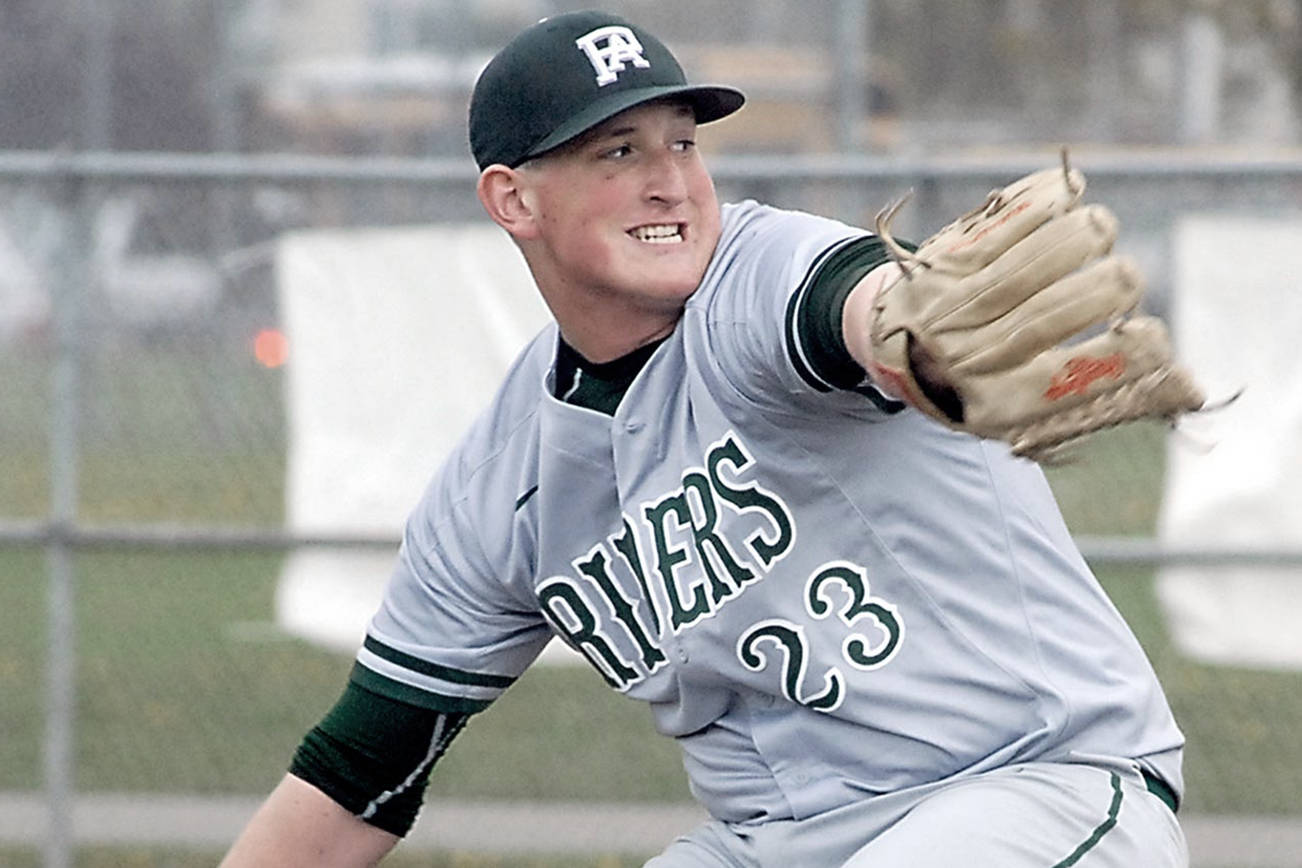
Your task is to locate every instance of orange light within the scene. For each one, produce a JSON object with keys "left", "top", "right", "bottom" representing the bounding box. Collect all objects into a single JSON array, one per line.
[{"left": 254, "top": 328, "right": 289, "bottom": 368}]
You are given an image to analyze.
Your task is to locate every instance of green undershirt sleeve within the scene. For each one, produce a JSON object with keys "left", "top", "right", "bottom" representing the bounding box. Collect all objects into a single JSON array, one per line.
[
  {"left": 290, "top": 678, "right": 471, "bottom": 836},
  {"left": 783, "top": 234, "right": 916, "bottom": 411}
]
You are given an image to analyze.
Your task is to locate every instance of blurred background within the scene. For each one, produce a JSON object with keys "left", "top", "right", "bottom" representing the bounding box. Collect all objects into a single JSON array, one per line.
[{"left": 2, "top": 1, "right": 1301, "bottom": 866}]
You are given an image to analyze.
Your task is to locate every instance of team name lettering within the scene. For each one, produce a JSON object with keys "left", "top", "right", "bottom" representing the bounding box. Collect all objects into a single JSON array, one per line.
[
  {"left": 537, "top": 432, "right": 903, "bottom": 701},
  {"left": 538, "top": 432, "right": 795, "bottom": 690}
]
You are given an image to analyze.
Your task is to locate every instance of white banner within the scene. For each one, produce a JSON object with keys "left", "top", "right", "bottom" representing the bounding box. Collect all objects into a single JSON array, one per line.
[
  {"left": 273, "top": 223, "right": 551, "bottom": 653},
  {"left": 1157, "top": 215, "right": 1302, "bottom": 669}
]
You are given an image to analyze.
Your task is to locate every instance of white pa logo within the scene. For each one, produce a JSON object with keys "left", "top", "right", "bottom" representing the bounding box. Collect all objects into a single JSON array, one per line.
[{"left": 575, "top": 26, "right": 651, "bottom": 87}]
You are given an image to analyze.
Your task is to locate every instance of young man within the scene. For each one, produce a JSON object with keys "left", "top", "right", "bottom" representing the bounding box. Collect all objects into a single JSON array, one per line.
[{"left": 223, "top": 10, "right": 1189, "bottom": 867}]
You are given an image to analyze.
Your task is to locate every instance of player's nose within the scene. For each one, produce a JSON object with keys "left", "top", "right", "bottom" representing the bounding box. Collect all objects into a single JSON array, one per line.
[{"left": 644, "top": 150, "right": 689, "bottom": 206}]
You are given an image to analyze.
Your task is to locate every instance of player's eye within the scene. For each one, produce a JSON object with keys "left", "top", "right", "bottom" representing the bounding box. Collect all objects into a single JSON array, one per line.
[
  {"left": 599, "top": 143, "right": 634, "bottom": 160},
  {"left": 672, "top": 138, "right": 696, "bottom": 153}
]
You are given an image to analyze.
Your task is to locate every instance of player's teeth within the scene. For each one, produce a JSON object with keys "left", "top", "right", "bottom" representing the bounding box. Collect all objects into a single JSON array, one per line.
[{"left": 631, "top": 225, "right": 682, "bottom": 243}]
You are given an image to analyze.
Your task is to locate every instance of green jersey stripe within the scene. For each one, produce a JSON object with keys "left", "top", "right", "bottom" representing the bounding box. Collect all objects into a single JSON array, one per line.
[
  {"left": 363, "top": 636, "right": 516, "bottom": 690},
  {"left": 350, "top": 662, "right": 495, "bottom": 713},
  {"left": 782, "top": 234, "right": 907, "bottom": 414},
  {"left": 783, "top": 237, "right": 851, "bottom": 393}
]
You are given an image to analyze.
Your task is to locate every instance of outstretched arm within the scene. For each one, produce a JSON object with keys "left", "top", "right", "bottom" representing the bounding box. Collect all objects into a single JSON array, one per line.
[
  {"left": 840, "top": 261, "right": 900, "bottom": 386},
  {"left": 220, "top": 774, "right": 399, "bottom": 868}
]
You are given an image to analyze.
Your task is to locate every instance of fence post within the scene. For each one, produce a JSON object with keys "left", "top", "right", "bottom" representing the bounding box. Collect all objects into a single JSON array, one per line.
[
  {"left": 43, "top": 164, "right": 92, "bottom": 868},
  {"left": 834, "top": 0, "right": 870, "bottom": 155}
]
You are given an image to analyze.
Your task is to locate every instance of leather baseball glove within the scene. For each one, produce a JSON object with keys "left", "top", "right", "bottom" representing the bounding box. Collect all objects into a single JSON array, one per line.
[{"left": 864, "top": 158, "right": 1206, "bottom": 462}]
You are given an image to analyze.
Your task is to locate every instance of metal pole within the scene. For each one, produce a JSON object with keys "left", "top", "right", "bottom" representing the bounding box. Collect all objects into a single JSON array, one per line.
[
  {"left": 41, "top": 0, "right": 112, "bottom": 857},
  {"left": 835, "top": 0, "right": 870, "bottom": 154},
  {"left": 43, "top": 548, "right": 75, "bottom": 868},
  {"left": 44, "top": 170, "right": 90, "bottom": 867},
  {"left": 1085, "top": 0, "right": 1122, "bottom": 141},
  {"left": 831, "top": 0, "right": 871, "bottom": 222},
  {"left": 210, "top": 0, "right": 240, "bottom": 263},
  {"left": 1180, "top": 6, "right": 1224, "bottom": 144},
  {"left": 81, "top": 0, "right": 112, "bottom": 150}
]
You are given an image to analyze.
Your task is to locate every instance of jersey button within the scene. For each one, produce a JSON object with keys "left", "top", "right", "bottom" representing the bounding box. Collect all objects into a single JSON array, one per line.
[
  {"left": 675, "top": 646, "right": 689, "bottom": 664},
  {"left": 624, "top": 420, "right": 644, "bottom": 433}
]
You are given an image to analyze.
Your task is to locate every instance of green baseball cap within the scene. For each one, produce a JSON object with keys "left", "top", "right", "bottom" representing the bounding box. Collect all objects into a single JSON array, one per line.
[{"left": 469, "top": 10, "right": 745, "bottom": 169}]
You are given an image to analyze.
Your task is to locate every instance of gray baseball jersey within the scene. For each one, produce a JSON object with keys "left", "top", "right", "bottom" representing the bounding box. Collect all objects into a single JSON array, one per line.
[{"left": 358, "top": 199, "right": 1184, "bottom": 827}]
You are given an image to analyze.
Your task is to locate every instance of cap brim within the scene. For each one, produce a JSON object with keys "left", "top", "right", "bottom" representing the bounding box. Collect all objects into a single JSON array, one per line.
[{"left": 520, "top": 84, "right": 745, "bottom": 165}]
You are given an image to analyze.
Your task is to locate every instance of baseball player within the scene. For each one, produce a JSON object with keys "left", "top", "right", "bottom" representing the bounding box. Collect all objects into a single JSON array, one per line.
[{"left": 223, "top": 10, "right": 1198, "bottom": 867}]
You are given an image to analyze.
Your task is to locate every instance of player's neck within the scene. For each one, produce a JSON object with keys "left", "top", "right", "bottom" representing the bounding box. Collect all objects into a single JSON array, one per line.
[
  {"left": 548, "top": 297, "right": 680, "bottom": 363},
  {"left": 524, "top": 252, "right": 692, "bottom": 363},
  {"left": 558, "top": 325, "right": 675, "bottom": 364}
]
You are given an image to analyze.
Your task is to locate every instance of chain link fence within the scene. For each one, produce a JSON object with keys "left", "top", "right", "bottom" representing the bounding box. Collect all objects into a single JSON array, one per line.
[{"left": 3, "top": 150, "right": 1302, "bottom": 866}]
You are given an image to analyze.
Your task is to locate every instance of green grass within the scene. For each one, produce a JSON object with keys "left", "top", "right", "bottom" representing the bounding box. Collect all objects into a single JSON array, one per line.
[
  {"left": 0, "top": 547, "right": 683, "bottom": 800},
  {"left": 0, "top": 550, "right": 44, "bottom": 788},
  {"left": 73, "top": 550, "right": 342, "bottom": 793},
  {"left": 0, "top": 339, "right": 285, "bottom": 524},
  {"left": 1043, "top": 422, "right": 1169, "bottom": 536}
]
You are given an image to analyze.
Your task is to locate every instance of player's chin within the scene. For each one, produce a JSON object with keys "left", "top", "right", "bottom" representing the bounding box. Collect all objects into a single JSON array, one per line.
[
  {"left": 646, "top": 264, "right": 707, "bottom": 301},
  {"left": 626, "top": 237, "right": 710, "bottom": 281},
  {"left": 622, "top": 270, "right": 700, "bottom": 308}
]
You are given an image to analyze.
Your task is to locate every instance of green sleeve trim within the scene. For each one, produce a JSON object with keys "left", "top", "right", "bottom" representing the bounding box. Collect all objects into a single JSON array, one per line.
[
  {"left": 783, "top": 234, "right": 912, "bottom": 411},
  {"left": 350, "top": 661, "right": 495, "bottom": 714},
  {"left": 363, "top": 635, "right": 516, "bottom": 690}
]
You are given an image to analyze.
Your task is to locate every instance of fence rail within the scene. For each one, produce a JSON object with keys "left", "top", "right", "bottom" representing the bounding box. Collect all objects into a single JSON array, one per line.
[
  {"left": 4, "top": 520, "right": 1302, "bottom": 566},
  {"left": 3, "top": 146, "right": 1302, "bottom": 182}
]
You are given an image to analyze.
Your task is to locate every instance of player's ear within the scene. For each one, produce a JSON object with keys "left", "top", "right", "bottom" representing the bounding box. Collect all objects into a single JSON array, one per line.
[{"left": 477, "top": 165, "right": 541, "bottom": 240}]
